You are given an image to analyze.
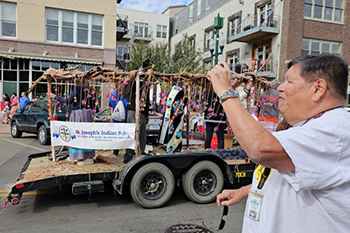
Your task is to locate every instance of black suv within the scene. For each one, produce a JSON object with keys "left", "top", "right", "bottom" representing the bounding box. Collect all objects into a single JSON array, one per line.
[{"left": 11, "top": 99, "right": 68, "bottom": 145}]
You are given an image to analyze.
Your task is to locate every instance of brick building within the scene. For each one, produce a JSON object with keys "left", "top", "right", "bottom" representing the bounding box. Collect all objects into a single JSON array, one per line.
[
  {"left": 0, "top": 0, "right": 118, "bottom": 104},
  {"left": 168, "top": 0, "right": 350, "bottom": 104}
]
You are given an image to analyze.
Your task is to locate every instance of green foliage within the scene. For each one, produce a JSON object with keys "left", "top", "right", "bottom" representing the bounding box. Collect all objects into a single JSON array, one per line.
[{"left": 127, "top": 35, "right": 204, "bottom": 74}]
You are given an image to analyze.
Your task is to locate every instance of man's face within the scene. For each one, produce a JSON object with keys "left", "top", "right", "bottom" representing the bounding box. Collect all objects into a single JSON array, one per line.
[
  {"left": 277, "top": 64, "right": 314, "bottom": 125},
  {"left": 21, "top": 92, "right": 25, "bottom": 97}
]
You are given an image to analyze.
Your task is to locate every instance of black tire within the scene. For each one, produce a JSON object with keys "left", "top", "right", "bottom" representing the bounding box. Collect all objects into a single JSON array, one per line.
[
  {"left": 38, "top": 125, "right": 50, "bottom": 145},
  {"left": 182, "top": 161, "right": 224, "bottom": 204},
  {"left": 11, "top": 122, "right": 22, "bottom": 138},
  {"left": 130, "top": 162, "right": 175, "bottom": 208}
]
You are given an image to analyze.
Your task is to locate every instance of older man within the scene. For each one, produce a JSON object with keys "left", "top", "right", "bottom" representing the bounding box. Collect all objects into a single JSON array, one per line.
[{"left": 209, "top": 54, "right": 350, "bottom": 232}]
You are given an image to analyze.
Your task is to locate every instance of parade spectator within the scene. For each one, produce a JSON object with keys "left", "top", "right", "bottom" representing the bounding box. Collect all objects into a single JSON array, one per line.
[
  {"left": 10, "top": 93, "right": 18, "bottom": 117},
  {"left": 1, "top": 101, "right": 10, "bottom": 124},
  {"left": 1, "top": 93, "right": 10, "bottom": 111},
  {"left": 204, "top": 90, "right": 226, "bottom": 149},
  {"left": 19, "top": 92, "right": 30, "bottom": 110},
  {"left": 47, "top": 78, "right": 95, "bottom": 165},
  {"left": 108, "top": 88, "right": 128, "bottom": 156},
  {"left": 208, "top": 54, "right": 350, "bottom": 232},
  {"left": 256, "top": 81, "right": 280, "bottom": 132}
]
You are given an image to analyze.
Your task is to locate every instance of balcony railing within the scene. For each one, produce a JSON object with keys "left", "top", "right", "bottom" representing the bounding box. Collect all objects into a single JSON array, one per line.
[
  {"left": 229, "top": 14, "right": 280, "bottom": 43},
  {"left": 232, "top": 58, "right": 278, "bottom": 79},
  {"left": 133, "top": 31, "right": 153, "bottom": 42},
  {"left": 117, "top": 14, "right": 128, "bottom": 41}
]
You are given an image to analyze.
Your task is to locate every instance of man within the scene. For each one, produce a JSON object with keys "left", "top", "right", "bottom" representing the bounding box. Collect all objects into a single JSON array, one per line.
[
  {"left": 19, "top": 92, "right": 30, "bottom": 110},
  {"left": 208, "top": 54, "right": 350, "bottom": 232}
]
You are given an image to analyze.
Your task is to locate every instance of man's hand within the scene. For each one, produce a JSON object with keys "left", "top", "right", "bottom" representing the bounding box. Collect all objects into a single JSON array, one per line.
[
  {"left": 207, "top": 62, "right": 232, "bottom": 97},
  {"left": 47, "top": 92, "right": 56, "bottom": 99},
  {"left": 216, "top": 184, "right": 251, "bottom": 206}
]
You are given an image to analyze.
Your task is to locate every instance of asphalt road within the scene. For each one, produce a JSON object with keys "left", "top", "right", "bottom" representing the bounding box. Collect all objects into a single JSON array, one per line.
[{"left": 0, "top": 133, "right": 247, "bottom": 233}]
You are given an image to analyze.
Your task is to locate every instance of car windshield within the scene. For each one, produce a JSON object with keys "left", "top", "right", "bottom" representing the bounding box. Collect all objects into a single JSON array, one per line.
[{"left": 43, "top": 101, "right": 70, "bottom": 114}]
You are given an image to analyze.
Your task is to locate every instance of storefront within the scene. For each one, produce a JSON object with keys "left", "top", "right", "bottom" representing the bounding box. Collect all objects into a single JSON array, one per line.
[{"left": 0, "top": 57, "right": 102, "bottom": 100}]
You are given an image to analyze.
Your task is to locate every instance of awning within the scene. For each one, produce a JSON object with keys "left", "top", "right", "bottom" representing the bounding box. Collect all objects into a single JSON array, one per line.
[{"left": 0, "top": 52, "right": 103, "bottom": 65}]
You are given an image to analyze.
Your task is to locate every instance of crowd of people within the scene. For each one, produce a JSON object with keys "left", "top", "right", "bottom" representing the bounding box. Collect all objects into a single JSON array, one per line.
[{"left": 1, "top": 92, "right": 29, "bottom": 124}]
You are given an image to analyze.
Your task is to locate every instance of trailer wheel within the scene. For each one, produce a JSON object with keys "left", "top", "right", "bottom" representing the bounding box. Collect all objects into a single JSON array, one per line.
[
  {"left": 130, "top": 162, "right": 175, "bottom": 208},
  {"left": 182, "top": 161, "right": 224, "bottom": 204}
]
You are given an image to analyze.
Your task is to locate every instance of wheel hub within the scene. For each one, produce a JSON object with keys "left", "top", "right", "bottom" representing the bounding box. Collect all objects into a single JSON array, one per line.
[{"left": 194, "top": 170, "right": 215, "bottom": 195}]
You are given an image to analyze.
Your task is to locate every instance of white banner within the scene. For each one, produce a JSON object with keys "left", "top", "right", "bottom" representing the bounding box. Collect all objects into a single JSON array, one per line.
[{"left": 50, "top": 121, "right": 135, "bottom": 150}]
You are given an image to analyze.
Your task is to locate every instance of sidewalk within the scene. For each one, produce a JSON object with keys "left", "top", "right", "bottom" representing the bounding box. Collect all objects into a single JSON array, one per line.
[{"left": 0, "top": 123, "right": 10, "bottom": 134}]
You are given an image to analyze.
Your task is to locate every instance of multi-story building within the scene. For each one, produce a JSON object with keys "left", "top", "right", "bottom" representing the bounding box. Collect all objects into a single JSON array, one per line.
[
  {"left": 0, "top": 0, "right": 118, "bottom": 101},
  {"left": 169, "top": 0, "right": 350, "bottom": 91},
  {"left": 116, "top": 8, "right": 170, "bottom": 71}
]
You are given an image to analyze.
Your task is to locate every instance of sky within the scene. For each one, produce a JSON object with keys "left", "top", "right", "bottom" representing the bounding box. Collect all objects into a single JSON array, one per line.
[{"left": 118, "top": 0, "right": 193, "bottom": 13}]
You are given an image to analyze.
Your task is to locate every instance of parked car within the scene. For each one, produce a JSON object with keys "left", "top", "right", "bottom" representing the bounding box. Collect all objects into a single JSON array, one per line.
[
  {"left": 94, "top": 107, "right": 112, "bottom": 122},
  {"left": 10, "top": 99, "right": 67, "bottom": 145}
]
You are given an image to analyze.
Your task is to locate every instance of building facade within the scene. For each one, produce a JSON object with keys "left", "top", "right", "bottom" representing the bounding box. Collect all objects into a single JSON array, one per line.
[
  {"left": 0, "top": 0, "right": 117, "bottom": 101},
  {"left": 116, "top": 8, "right": 170, "bottom": 71},
  {"left": 169, "top": 0, "right": 350, "bottom": 92}
]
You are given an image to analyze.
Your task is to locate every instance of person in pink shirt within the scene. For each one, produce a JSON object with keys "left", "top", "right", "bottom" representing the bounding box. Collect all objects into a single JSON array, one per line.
[{"left": 9, "top": 93, "right": 19, "bottom": 119}]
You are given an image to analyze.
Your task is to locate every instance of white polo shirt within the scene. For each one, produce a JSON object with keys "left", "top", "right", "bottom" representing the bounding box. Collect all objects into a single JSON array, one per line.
[{"left": 242, "top": 108, "right": 350, "bottom": 233}]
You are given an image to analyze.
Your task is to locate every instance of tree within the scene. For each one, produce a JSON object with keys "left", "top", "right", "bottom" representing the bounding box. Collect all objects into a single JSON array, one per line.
[{"left": 127, "top": 35, "right": 204, "bottom": 74}]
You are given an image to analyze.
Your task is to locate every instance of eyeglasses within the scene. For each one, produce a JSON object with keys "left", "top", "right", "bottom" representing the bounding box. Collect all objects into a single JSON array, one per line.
[{"left": 218, "top": 205, "right": 229, "bottom": 230}]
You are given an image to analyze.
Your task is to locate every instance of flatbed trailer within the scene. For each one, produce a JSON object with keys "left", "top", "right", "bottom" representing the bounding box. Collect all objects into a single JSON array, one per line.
[{"left": 7, "top": 148, "right": 255, "bottom": 208}]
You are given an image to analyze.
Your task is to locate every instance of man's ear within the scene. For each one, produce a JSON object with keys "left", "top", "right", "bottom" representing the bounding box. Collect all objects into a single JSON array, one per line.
[{"left": 312, "top": 79, "right": 327, "bottom": 101}]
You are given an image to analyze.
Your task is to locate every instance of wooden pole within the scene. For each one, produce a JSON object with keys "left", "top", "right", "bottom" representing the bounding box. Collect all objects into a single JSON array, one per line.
[
  {"left": 135, "top": 72, "right": 140, "bottom": 157},
  {"left": 47, "top": 78, "right": 56, "bottom": 162}
]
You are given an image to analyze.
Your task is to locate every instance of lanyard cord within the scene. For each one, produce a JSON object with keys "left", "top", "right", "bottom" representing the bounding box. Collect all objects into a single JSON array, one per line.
[{"left": 286, "top": 105, "right": 344, "bottom": 129}]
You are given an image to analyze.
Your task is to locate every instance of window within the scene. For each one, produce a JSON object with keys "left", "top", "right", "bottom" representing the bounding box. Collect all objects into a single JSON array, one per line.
[
  {"left": 197, "top": 0, "right": 202, "bottom": 19},
  {"left": 252, "top": 44, "right": 272, "bottom": 72},
  {"left": 188, "top": 35, "right": 196, "bottom": 49},
  {"left": 46, "top": 9, "right": 103, "bottom": 46},
  {"left": 134, "top": 22, "right": 149, "bottom": 37},
  {"left": 189, "top": 4, "right": 193, "bottom": 24},
  {"left": 206, "top": 0, "right": 211, "bottom": 15},
  {"left": 1, "top": 2, "right": 17, "bottom": 37},
  {"left": 156, "top": 25, "right": 167, "bottom": 38},
  {"left": 204, "top": 29, "right": 214, "bottom": 50},
  {"left": 258, "top": 2, "right": 272, "bottom": 25},
  {"left": 229, "top": 17, "right": 240, "bottom": 36},
  {"left": 302, "top": 38, "right": 341, "bottom": 56},
  {"left": 175, "top": 15, "right": 179, "bottom": 34},
  {"left": 227, "top": 53, "right": 238, "bottom": 71},
  {"left": 304, "top": 0, "right": 344, "bottom": 22},
  {"left": 116, "top": 44, "right": 129, "bottom": 60}
]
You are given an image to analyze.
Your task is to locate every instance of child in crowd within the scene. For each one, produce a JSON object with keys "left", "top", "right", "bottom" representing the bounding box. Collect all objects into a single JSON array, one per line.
[{"left": 2, "top": 101, "right": 10, "bottom": 124}]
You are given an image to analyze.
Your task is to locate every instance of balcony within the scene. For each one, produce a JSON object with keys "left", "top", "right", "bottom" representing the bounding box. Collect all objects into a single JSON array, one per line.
[
  {"left": 232, "top": 58, "right": 278, "bottom": 80},
  {"left": 117, "top": 14, "right": 128, "bottom": 41},
  {"left": 229, "top": 14, "right": 280, "bottom": 43},
  {"left": 133, "top": 31, "right": 153, "bottom": 43}
]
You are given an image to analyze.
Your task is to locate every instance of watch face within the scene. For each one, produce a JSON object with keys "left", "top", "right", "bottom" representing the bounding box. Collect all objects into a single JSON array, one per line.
[{"left": 227, "top": 88, "right": 238, "bottom": 97}]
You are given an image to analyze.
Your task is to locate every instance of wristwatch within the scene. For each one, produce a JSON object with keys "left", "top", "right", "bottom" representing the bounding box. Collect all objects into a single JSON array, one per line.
[{"left": 219, "top": 88, "right": 239, "bottom": 104}]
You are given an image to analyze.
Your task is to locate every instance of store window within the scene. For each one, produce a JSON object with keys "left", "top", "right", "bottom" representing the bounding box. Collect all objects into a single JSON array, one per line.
[
  {"left": 227, "top": 53, "right": 238, "bottom": 71},
  {"left": 302, "top": 38, "right": 341, "bottom": 56},
  {"left": 1, "top": 2, "right": 17, "bottom": 37},
  {"left": 156, "top": 25, "right": 167, "bottom": 38},
  {"left": 304, "top": 0, "right": 344, "bottom": 22},
  {"left": 46, "top": 8, "right": 103, "bottom": 46}
]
